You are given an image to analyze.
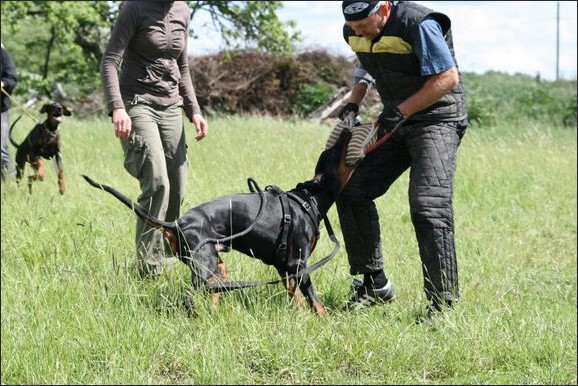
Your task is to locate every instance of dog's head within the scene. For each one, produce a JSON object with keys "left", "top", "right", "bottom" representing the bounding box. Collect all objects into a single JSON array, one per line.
[
  {"left": 313, "top": 129, "right": 351, "bottom": 177},
  {"left": 294, "top": 130, "right": 353, "bottom": 213},
  {"left": 40, "top": 102, "right": 72, "bottom": 127}
]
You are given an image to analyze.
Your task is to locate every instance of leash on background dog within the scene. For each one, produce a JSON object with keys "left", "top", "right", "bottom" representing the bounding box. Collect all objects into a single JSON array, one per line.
[
  {"left": 199, "top": 178, "right": 341, "bottom": 293},
  {"left": 1, "top": 86, "right": 41, "bottom": 124}
]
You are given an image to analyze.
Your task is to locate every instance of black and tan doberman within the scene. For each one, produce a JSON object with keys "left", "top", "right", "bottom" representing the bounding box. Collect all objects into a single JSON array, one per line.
[
  {"left": 10, "top": 101, "right": 72, "bottom": 194},
  {"left": 83, "top": 130, "right": 356, "bottom": 316}
]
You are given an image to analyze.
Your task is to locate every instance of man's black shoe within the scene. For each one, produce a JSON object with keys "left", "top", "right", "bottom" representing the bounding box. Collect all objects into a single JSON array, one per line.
[{"left": 344, "top": 279, "right": 395, "bottom": 310}]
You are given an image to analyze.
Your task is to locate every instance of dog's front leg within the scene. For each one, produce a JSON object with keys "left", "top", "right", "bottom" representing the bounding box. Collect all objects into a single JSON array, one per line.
[
  {"left": 298, "top": 274, "right": 326, "bottom": 317},
  {"left": 207, "top": 258, "right": 229, "bottom": 311},
  {"left": 27, "top": 159, "right": 44, "bottom": 194},
  {"left": 277, "top": 269, "right": 306, "bottom": 308},
  {"left": 55, "top": 154, "right": 65, "bottom": 194},
  {"left": 35, "top": 158, "right": 45, "bottom": 181}
]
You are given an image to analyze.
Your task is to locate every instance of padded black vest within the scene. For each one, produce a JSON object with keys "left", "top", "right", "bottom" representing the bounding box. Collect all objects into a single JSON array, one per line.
[{"left": 343, "top": 1, "right": 467, "bottom": 122}]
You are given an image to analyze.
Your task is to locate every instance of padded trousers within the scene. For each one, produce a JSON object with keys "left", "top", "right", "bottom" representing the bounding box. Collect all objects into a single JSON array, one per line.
[{"left": 336, "top": 119, "right": 467, "bottom": 304}]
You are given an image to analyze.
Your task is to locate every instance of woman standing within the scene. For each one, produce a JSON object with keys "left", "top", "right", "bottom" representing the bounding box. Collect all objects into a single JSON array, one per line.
[{"left": 101, "top": 1, "right": 208, "bottom": 278}]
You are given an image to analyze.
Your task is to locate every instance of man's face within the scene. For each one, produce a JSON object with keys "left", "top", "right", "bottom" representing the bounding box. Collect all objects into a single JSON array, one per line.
[{"left": 345, "top": 4, "right": 388, "bottom": 41}]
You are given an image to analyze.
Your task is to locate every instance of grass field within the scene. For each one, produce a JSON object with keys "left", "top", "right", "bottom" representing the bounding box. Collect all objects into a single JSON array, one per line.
[{"left": 1, "top": 115, "right": 576, "bottom": 384}]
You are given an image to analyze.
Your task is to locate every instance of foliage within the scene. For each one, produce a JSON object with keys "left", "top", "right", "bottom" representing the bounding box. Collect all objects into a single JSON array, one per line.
[
  {"left": 462, "top": 71, "right": 577, "bottom": 128},
  {"left": 190, "top": 50, "right": 351, "bottom": 118},
  {"left": 189, "top": 1, "right": 301, "bottom": 54},
  {"left": 189, "top": 54, "right": 577, "bottom": 127},
  {"left": 1, "top": 0, "right": 575, "bottom": 129},
  {"left": 1, "top": 1, "right": 113, "bottom": 99},
  {"left": 296, "top": 82, "right": 338, "bottom": 117},
  {"left": 0, "top": 1, "right": 301, "bottom": 102},
  {"left": 1, "top": 116, "right": 576, "bottom": 384}
]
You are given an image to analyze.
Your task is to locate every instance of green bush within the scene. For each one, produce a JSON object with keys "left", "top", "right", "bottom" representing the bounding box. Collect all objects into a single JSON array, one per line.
[
  {"left": 464, "top": 88, "right": 497, "bottom": 126},
  {"left": 462, "top": 71, "right": 577, "bottom": 128},
  {"left": 295, "top": 82, "right": 337, "bottom": 117},
  {"left": 563, "top": 94, "right": 578, "bottom": 126},
  {"left": 515, "top": 82, "right": 576, "bottom": 125}
]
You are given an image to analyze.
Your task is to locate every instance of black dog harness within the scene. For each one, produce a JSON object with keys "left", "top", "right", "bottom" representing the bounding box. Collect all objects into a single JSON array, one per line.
[
  {"left": 206, "top": 179, "right": 340, "bottom": 293},
  {"left": 264, "top": 184, "right": 321, "bottom": 263}
]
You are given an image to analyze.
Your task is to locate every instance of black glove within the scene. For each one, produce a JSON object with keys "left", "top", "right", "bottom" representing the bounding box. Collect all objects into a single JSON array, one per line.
[
  {"left": 377, "top": 106, "right": 405, "bottom": 136},
  {"left": 338, "top": 102, "right": 359, "bottom": 121}
]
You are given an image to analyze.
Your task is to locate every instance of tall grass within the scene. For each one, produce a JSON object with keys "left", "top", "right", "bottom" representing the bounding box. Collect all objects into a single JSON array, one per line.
[{"left": 1, "top": 115, "right": 576, "bottom": 384}]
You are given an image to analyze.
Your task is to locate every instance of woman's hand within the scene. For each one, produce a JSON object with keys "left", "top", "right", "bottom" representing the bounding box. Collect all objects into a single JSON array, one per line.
[
  {"left": 192, "top": 113, "right": 208, "bottom": 141},
  {"left": 112, "top": 108, "right": 131, "bottom": 139}
]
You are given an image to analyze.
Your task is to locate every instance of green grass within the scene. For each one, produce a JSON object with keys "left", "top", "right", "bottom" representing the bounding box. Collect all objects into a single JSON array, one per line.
[{"left": 1, "top": 115, "right": 576, "bottom": 384}]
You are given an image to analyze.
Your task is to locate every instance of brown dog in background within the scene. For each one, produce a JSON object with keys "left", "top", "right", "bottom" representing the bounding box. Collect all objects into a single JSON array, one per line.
[{"left": 9, "top": 101, "right": 71, "bottom": 194}]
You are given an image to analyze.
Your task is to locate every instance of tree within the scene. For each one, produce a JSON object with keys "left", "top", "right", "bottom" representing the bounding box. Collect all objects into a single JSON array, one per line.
[
  {"left": 188, "top": 1, "right": 301, "bottom": 54},
  {"left": 0, "top": 1, "right": 301, "bottom": 102}
]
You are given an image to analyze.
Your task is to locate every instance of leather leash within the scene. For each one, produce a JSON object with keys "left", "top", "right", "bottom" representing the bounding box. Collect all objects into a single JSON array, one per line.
[{"left": 1, "top": 86, "right": 40, "bottom": 123}]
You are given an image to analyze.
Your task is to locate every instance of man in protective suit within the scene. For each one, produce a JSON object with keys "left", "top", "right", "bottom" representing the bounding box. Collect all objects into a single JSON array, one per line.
[{"left": 331, "top": 0, "right": 468, "bottom": 315}]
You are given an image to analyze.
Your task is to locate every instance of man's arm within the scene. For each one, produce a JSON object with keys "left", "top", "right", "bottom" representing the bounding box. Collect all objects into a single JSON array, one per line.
[{"left": 397, "top": 66, "right": 459, "bottom": 118}]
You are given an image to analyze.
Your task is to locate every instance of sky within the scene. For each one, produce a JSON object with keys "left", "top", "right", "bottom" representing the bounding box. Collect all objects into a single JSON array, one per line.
[{"left": 192, "top": 1, "right": 577, "bottom": 82}]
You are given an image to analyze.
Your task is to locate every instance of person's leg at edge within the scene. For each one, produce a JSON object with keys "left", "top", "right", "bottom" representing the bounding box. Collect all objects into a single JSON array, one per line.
[{"left": 1, "top": 110, "right": 15, "bottom": 180}]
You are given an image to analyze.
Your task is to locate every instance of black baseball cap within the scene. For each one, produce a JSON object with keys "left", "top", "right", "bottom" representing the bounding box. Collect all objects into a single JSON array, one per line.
[{"left": 342, "top": 1, "right": 380, "bottom": 21}]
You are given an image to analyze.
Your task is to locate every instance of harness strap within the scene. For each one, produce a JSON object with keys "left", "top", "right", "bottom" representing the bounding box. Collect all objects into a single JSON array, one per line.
[
  {"left": 275, "top": 192, "right": 292, "bottom": 261},
  {"left": 304, "top": 215, "right": 339, "bottom": 276},
  {"left": 287, "top": 190, "right": 320, "bottom": 237}
]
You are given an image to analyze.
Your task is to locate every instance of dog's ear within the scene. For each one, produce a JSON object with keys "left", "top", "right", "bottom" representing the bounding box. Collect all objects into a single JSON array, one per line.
[
  {"left": 40, "top": 104, "right": 50, "bottom": 114},
  {"left": 62, "top": 106, "right": 72, "bottom": 116}
]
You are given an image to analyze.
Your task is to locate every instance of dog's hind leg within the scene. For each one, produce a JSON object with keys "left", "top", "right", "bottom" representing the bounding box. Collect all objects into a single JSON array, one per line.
[
  {"left": 14, "top": 158, "right": 25, "bottom": 181},
  {"left": 55, "top": 155, "right": 64, "bottom": 194},
  {"left": 27, "top": 176, "right": 35, "bottom": 194}
]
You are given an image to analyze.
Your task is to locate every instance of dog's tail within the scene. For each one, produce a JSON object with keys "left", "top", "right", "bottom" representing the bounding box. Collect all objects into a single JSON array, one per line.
[
  {"left": 82, "top": 175, "right": 173, "bottom": 230},
  {"left": 8, "top": 115, "right": 23, "bottom": 148}
]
